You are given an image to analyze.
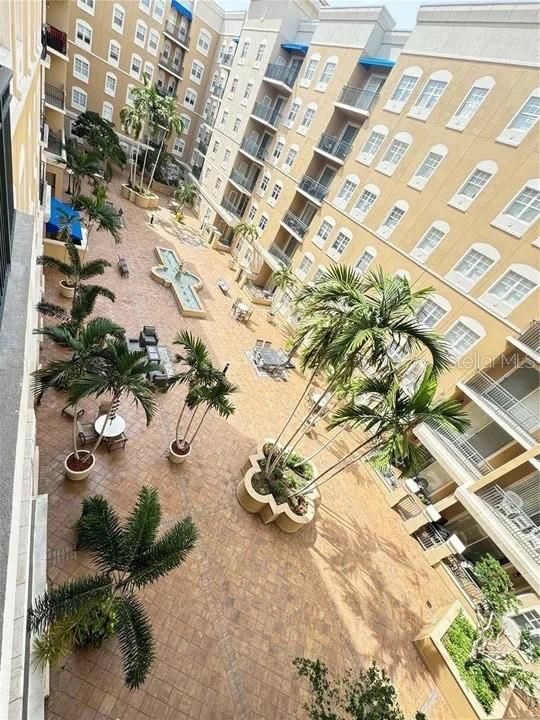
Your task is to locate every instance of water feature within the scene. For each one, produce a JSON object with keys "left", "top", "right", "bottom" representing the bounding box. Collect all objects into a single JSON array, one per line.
[{"left": 151, "top": 247, "right": 207, "bottom": 318}]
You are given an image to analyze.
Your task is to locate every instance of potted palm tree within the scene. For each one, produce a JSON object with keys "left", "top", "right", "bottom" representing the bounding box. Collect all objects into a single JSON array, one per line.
[
  {"left": 65, "top": 139, "right": 103, "bottom": 203},
  {"left": 267, "top": 266, "right": 298, "bottom": 323},
  {"left": 37, "top": 238, "right": 111, "bottom": 300},
  {"left": 146, "top": 94, "right": 184, "bottom": 197},
  {"left": 229, "top": 222, "right": 258, "bottom": 270},
  {"left": 37, "top": 281, "right": 116, "bottom": 339},
  {"left": 120, "top": 100, "right": 144, "bottom": 197},
  {"left": 28, "top": 486, "right": 197, "bottom": 689},
  {"left": 74, "top": 186, "right": 122, "bottom": 244}
]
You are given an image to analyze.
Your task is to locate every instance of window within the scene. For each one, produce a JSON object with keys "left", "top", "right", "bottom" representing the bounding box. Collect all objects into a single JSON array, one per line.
[
  {"left": 384, "top": 67, "right": 422, "bottom": 113},
  {"left": 71, "top": 86, "right": 87, "bottom": 111},
  {"left": 335, "top": 175, "right": 358, "bottom": 208},
  {"left": 447, "top": 76, "right": 494, "bottom": 131},
  {"left": 283, "top": 146, "right": 298, "bottom": 171},
  {"left": 212, "top": 140, "right": 219, "bottom": 155},
  {"left": 180, "top": 114, "right": 190, "bottom": 134},
  {"left": 449, "top": 161, "right": 497, "bottom": 211},
  {"left": 298, "top": 103, "right": 316, "bottom": 133},
  {"left": 215, "top": 178, "right": 222, "bottom": 191},
  {"left": 139, "top": 0, "right": 150, "bottom": 11},
  {"left": 243, "top": 81, "right": 253, "bottom": 103},
  {"left": 317, "top": 58, "right": 337, "bottom": 89},
  {"left": 172, "top": 137, "right": 185, "bottom": 156},
  {"left": 108, "top": 40, "right": 120, "bottom": 66},
  {"left": 272, "top": 140, "right": 284, "bottom": 164},
  {"left": 328, "top": 229, "right": 352, "bottom": 260},
  {"left": 377, "top": 201, "right": 409, "bottom": 238},
  {"left": 230, "top": 77, "right": 238, "bottom": 96},
  {"left": 411, "top": 221, "right": 449, "bottom": 263},
  {"left": 297, "top": 253, "right": 314, "bottom": 278},
  {"left": 445, "top": 319, "right": 484, "bottom": 359},
  {"left": 221, "top": 110, "right": 229, "bottom": 126},
  {"left": 130, "top": 54, "right": 142, "bottom": 79},
  {"left": 258, "top": 213, "right": 268, "bottom": 231},
  {"left": 351, "top": 184, "right": 379, "bottom": 221},
  {"left": 313, "top": 217, "right": 335, "bottom": 248},
  {"left": 269, "top": 182, "right": 282, "bottom": 206},
  {"left": 357, "top": 125, "right": 388, "bottom": 165},
  {"left": 498, "top": 89, "right": 540, "bottom": 146},
  {"left": 255, "top": 42, "right": 266, "bottom": 65},
  {"left": 447, "top": 244, "right": 499, "bottom": 291},
  {"left": 143, "top": 62, "right": 154, "bottom": 82},
  {"left": 197, "top": 30, "right": 211, "bottom": 55},
  {"left": 409, "top": 144, "right": 447, "bottom": 190},
  {"left": 512, "top": 609, "right": 540, "bottom": 644},
  {"left": 285, "top": 99, "right": 301, "bottom": 128},
  {"left": 77, "top": 0, "right": 94, "bottom": 15},
  {"left": 481, "top": 265, "right": 538, "bottom": 316},
  {"left": 377, "top": 132, "right": 412, "bottom": 176},
  {"left": 102, "top": 102, "right": 113, "bottom": 122},
  {"left": 75, "top": 19, "right": 92, "bottom": 49},
  {"left": 417, "top": 297, "right": 449, "bottom": 328},
  {"left": 147, "top": 30, "right": 159, "bottom": 55},
  {"left": 233, "top": 115, "right": 241, "bottom": 133},
  {"left": 312, "top": 266, "right": 327, "bottom": 283},
  {"left": 248, "top": 205, "right": 257, "bottom": 221},
  {"left": 240, "top": 39, "right": 250, "bottom": 61},
  {"left": 184, "top": 89, "right": 197, "bottom": 108},
  {"left": 125, "top": 84, "right": 135, "bottom": 106},
  {"left": 492, "top": 181, "right": 540, "bottom": 237},
  {"left": 301, "top": 55, "right": 319, "bottom": 86},
  {"left": 73, "top": 54, "right": 90, "bottom": 83},
  {"left": 112, "top": 3, "right": 125, "bottom": 33},
  {"left": 259, "top": 173, "right": 270, "bottom": 194},
  {"left": 223, "top": 149, "right": 231, "bottom": 164},
  {"left": 104, "top": 72, "right": 117, "bottom": 96},
  {"left": 191, "top": 60, "right": 204, "bottom": 83},
  {"left": 153, "top": 0, "right": 165, "bottom": 21},
  {"left": 409, "top": 70, "right": 452, "bottom": 120},
  {"left": 354, "top": 247, "right": 376, "bottom": 276},
  {"left": 135, "top": 20, "right": 147, "bottom": 47}
]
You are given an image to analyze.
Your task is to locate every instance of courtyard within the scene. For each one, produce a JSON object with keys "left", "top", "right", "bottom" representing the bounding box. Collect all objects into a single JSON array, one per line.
[{"left": 38, "top": 180, "right": 462, "bottom": 720}]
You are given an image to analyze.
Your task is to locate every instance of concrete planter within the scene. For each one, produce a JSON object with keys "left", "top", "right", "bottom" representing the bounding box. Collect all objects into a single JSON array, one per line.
[
  {"left": 133, "top": 191, "right": 151, "bottom": 208},
  {"left": 414, "top": 602, "right": 512, "bottom": 720},
  {"left": 120, "top": 184, "right": 131, "bottom": 199},
  {"left": 64, "top": 452, "right": 95, "bottom": 481},
  {"left": 59, "top": 280, "right": 75, "bottom": 299},
  {"left": 237, "top": 438, "right": 319, "bottom": 533},
  {"left": 168, "top": 440, "right": 191, "bottom": 464}
]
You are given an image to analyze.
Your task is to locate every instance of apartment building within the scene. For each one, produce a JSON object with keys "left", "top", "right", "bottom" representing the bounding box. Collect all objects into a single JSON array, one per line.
[
  {"left": 196, "top": 0, "right": 540, "bottom": 638},
  {"left": 0, "top": 1, "right": 48, "bottom": 717}
]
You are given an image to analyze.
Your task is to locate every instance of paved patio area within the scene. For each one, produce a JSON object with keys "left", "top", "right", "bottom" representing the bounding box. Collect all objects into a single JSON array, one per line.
[{"left": 37, "top": 180, "right": 463, "bottom": 720}]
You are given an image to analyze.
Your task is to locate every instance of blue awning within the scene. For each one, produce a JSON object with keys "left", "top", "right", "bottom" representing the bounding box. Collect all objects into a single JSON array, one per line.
[
  {"left": 46, "top": 198, "right": 84, "bottom": 245},
  {"left": 232, "top": 37, "right": 239, "bottom": 43},
  {"left": 281, "top": 42, "right": 308, "bottom": 55},
  {"left": 359, "top": 56, "right": 395, "bottom": 69},
  {"left": 171, "top": 0, "right": 192, "bottom": 21}
]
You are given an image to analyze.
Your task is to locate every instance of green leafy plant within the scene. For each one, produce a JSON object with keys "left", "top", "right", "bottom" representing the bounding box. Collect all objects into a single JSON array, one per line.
[
  {"left": 269, "top": 266, "right": 298, "bottom": 315},
  {"left": 71, "top": 110, "right": 126, "bottom": 176},
  {"left": 74, "top": 192, "right": 122, "bottom": 244},
  {"left": 174, "top": 181, "right": 198, "bottom": 209},
  {"left": 28, "top": 487, "right": 198, "bottom": 689},
  {"left": 65, "top": 140, "right": 103, "bottom": 202}
]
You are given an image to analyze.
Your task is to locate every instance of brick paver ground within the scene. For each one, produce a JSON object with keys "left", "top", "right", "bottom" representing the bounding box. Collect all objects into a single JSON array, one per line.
[{"left": 37, "top": 180, "right": 461, "bottom": 720}]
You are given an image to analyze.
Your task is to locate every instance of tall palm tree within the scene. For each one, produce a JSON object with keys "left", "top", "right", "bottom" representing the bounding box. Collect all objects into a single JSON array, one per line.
[
  {"left": 74, "top": 193, "right": 122, "bottom": 244},
  {"left": 269, "top": 266, "right": 298, "bottom": 314},
  {"left": 233, "top": 222, "right": 258, "bottom": 246},
  {"left": 37, "top": 283, "right": 116, "bottom": 337},
  {"left": 174, "top": 181, "right": 198, "bottom": 210},
  {"left": 120, "top": 104, "right": 143, "bottom": 187},
  {"left": 132, "top": 79, "right": 166, "bottom": 188},
  {"left": 178, "top": 373, "right": 237, "bottom": 451},
  {"left": 66, "top": 140, "right": 103, "bottom": 202},
  {"left": 146, "top": 95, "right": 184, "bottom": 192},
  {"left": 28, "top": 486, "right": 198, "bottom": 689}
]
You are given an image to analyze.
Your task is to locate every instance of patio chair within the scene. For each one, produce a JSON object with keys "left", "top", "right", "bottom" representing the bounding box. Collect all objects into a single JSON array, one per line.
[
  {"left": 61, "top": 403, "right": 84, "bottom": 420},
  {"left": 97, "top": 401, "right": 112, "bottom": 418},
  {"left": 263, "top": 341, "right": 272, "bottom": 348},
  {"left": 244, "top": 306, "right": 254, "bottom": 322},
  {"left": 255, "top": 339, "right": 264, "bottom": 348},
  {"left": 229, "top": 298, "right": 243, "bottom": 317},
  {"left": 139, "top": 326, "right": 159, "bottom": 346},
  {"left": 77, "top": 422, "right": 99, "bottom": 445},
  {"left": 217, "top": 279, "right": 230, "bottom": 295},
  {"left": 106, "top": 432, "right": 128, "bottom": 452}
]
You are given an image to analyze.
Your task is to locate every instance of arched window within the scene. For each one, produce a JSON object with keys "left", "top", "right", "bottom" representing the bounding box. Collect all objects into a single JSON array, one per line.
[
  {"left": 409, "top": 143, "right": 448, "bottom": 190},
  {"left": 282, "top": 144, "right": 299, "bottom": 171},
  {"left": 301, "top": 53, "right": 320, "bottom": 86},
  {"left": 143, "top": 62, "right": 154, "bottom": 82},
  {"left": 268, "top": 180, "right": 283, "bottom": 207},
  {"left": 255, "top": 40, "right": 266, "bottom": 66},
  {"left": 416, "top": 294, "right": 451, "bottom": 328},
  {"left": 498, "top": 87, "right": 540, "bottom": 147},
  {"left": 71, "top": 86, "right": 87, "bottom": 111},
  {"left": 328, "top": 227, "right": 352, "bottom": 261},
  {"left": 447, "top": 76, "right": 495, "bottom": 131},
  {"left": 480, "top": 264, "right": 539, "bottom": 317},
  {"left": 384, "top": 66, "right": 423, "bottom": 113},
  {"left": 112, "top": 3, "right": 125, "bottom": 33},
  {"left": 147, "top": 29, "right": 159, "bottom": 55},
  {"left": 449, "top": 160, "right": 498, "bottom": 211},
  {"left": 130, "top": 53, "right": 142, "bottom": 79},
  {"left": 258, "top": 172, "right": 270, "bottom": 194},
  {"left": 313, "top": 216, "right": 335, "bottom": 248},
  {"left": 351, "top": 183, "right": 380, "bottom": 222},
  {"left": 75, "top": 19, "right": 93, "bottom": 49},
  {"left": 239, "top": 38, "right": 250, "bottom": 61},
  {"left": 354, "top": 246, "right": 377, "bottom": 275},
  {"left": 335, "top": 173, "right": 359, "bottom": 208},
  {"left": 73, "top": 54, "right": 90, "bottom": 83},
  {"left": 134, "top": 19, "right": 147, "bottom": 47},
  {"left": 409, "top": 69, "right": 452, "bottom": 120},
  {"left": 357, "top": 124, "right": 389, "bottom": 166},
  {"left": 492, "top": 178, "right": 540, "bottom": 238},
  {"left": 104, "top": 71, "right": 117, "bottom": 96},
  {"left": 197, "top": 29, "right": 211, "bottom": 55},
  {"left": 285, "top": 97, "right": 302, "bottom": 128},
  {"left": 377, "top": 200, "right": 409, "bottom": 238},
  {"left": 298, "top": 102, "right": 317, "bottom": 133},
  {"left": 108, "top": 39, "right": 120, "bottom": 66},
  {"left": 180, "top": 114, "right": 190, "bottom": 134},
  {"left": 271, "top": 137, "right": 285, "bottom": 163},
  {"left": 445, "top": 317, "right": 486, "bottom": 360},
  {"left": 102, "top": 101, "right": 113, "bottom": 122},
  {"left": 377, "top": 131, "right": 412, "bottom": 176},
  {"left": 411, "top": 220, "right": 450, "bottom": 263},
  {"left": 317, "top": 56, "right": 338, "bottom": 90},
  {"left": 258, "top": 212, "right": 269, "bottom": 231},
  {"left": 447, "top": 242, "right": 500, "bottom": 292},
  {"left": 184, "top": 88, "right": 197, "bottom": 108},
  {"left": 190, "top": 60, "right": 204, "bottom": 84},
  {"left": 296, "top": 252, "right": 315, "bottom": 279}
]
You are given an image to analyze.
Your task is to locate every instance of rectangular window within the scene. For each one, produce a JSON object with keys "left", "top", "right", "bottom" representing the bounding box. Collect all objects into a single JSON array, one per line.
[
  {"left": 224, "top": 149, "right": 231, "bottom": 163},
  {"left": 233, "top": 116, "right": 241, "bottom": 133},
  {"left": 243, "top": 82, "right": 253, "bottom": 101},
  {"left": 488, "top": 270, "right": 535, "bottom": 306},
  {"left": 153, "top": 0, "right": 164, "bottom": 20},
  {"left": 454, "top": 249, "right": 494, "bottom": 280},
  {"left": 504, "top": 187, "right": 540, "bottom": 222},
  {"left": 458, "top": 169, "right": 492, "bottom": 199},
  {"left": 139, "top": 0, "right": 150, "bottom": 11},
  {"left": 240, "top": 41, "right": 249, "bottom": 60},
  {"left": 255, "top": 43, "right": 265, "bottom": 63},
  {"left": 415, "top": 151, "right": 443, "bottom": 179},
  {"left": 112, "top": 5, "right": 124, "bottom": 32},
  {"left": 212, "top": 140, "right": 219, "bottom": 154},
  {"left": 390, "top": 75, "right": 417, "bottom": 103},
  {"left": 455, "top": 86, "right": 488, "bottom": 119},
  {"left": 108, "top": 41, "right": 120, "bottom": 65},
  {"left": 230, "top": 78, "right": 238, "bottom": 95},
  {"left": 416, "top": 79, "right": 447, "bottom": 109},
  {"left": 509, "top": 96, "right": 540, "bottom": 131},
  {"left": 382, "top": 139, "right": 409, "bottom": 166},
  {"left": 417, "top": 299, "right": 447, "bottom": 328},
  {"left": 173, "top": 138, "right": 184, "bottom": 155},
  {"left": 102, "top": 102, "right": 113, "bottom": 121},
  {"left": 221, "top": 110, "right": 229, "bottom": 126},
  {"left": 445, "top": 322, "right": 481, "bottom": 357}
]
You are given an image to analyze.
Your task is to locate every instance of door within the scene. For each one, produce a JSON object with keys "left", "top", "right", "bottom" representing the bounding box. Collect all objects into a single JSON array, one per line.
[
  {"left": 259, "top": 133, "right": 271, "bottom": 151},
  {"left": 340, "top": 124, "right": 359, "bottom": 145},
  {"left": 272, "top": 96, "right": 286, "bottom": 113},
  {"left": 363, "top": 74, "right": 386, "bottom": 93},
  {"left": 318, "top": 166, "right": 335, "bottom": 187},
  {"left": 300, "top": 204, "right": 317, "bottom": 225},
  {"left": 289, "top": 57, "right": 303, "bottom": 79}
]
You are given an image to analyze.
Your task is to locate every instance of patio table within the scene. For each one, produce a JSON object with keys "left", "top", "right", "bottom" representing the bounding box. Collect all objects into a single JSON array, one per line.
[
  {"left": 254, "top": 347, "right": 289, "bottom": 370},
  {"left": 95, "top": 414, "right": 126, "bottom": 438}
]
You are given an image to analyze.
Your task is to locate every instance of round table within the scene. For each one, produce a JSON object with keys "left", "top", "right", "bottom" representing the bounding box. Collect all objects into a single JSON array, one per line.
[{"left": 94, "top": 414, "right": 126, "bottom": 438}]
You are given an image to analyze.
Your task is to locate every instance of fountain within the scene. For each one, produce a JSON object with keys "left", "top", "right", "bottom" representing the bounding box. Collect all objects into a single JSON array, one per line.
[{"left": 150, "top": 247, "right": 207, "bottom": 318}]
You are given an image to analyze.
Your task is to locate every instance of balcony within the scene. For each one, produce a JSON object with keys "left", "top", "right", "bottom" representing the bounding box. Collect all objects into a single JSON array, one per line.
[
  {"left": 210, "top": 84, "right": 225, "bottom": 99},
  {"left": 239, "top": 138, "right": 268, "bottom": 163},
  {"left": 221, "top": 198, "right": 244, "bottom": 219},
  {"left": 219, "top": 52, "right": 234, "bottom": 67},
  {"left": 158, "top": 53, "right": 183, "bottom": 80},
  {"left": 268, "top": 243, "right": 293, "bottom": 268},
  {"left": 508, "top": 321, "right": 540, "bottom": 363},
  {"left": 202, "top": 112, "right": 217, "bottom": 128},
  {"left": 314, "top": 133, "right": 352, "bottom": 163},
  {"left": 281, "top": 211, "right": 309, "bottom": 240},
  {"left": 44, "top": 23, "right": 67, "bottom": 57},
  {"left": 263, "top": 63, "right": 299, "bottom": 91},
  {"left": 443, "top": 556, "right": 484, "bottom": 607},
  {"left": 44, "top": 82, "right": 65, "bottom": 111},
  {"left": 229, "top": 169, "right": 256, "bottom": 194},
  {"left": 191, "top": 164, "right": 203, "bottom": 181},
  {"left": 334, "top": 86, "right": 379, "bottom": 116},
  {"left": 297, "top": 175, "right": 329, "bottom": 204},
  {"left": 196, "top": 140, "right": 208, "bottom": 156},
  {"left": 459, "top": 370, "right": 540, "bottom": 448},
  {"left": 250, "top": 102, "right": 281, "bottom": 130},
  {"left": 46, "top": 129, "right": 64, "bottom": 159},
  {"left": 164, "top": 21, "right": 189, "bottom": 48}
]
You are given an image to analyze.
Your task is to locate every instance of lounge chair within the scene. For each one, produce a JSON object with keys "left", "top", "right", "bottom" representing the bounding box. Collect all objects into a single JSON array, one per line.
[
  {"left": 106, "top": 432, "right": 128, "bottom": 452},
  {"left": 77, "top": 422, "right": 99, "bottom": 445},
  {"left": 62, "top": 404, "right": 84, "bottom": 419},
  {"left": 139, "top": 326, "right": 159, "bottom": 346}
]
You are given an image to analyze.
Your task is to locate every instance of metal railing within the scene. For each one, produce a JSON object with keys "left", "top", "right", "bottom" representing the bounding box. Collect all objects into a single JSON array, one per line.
[
  {"left": 514, "top": 321, "right": 540, "bottom": 355},
  {"left": 298, "top": 175, "right": 330, "bottom": 202},
  {"left": 158, "top": 53, "right": 183, "bottom": 77},
  {"left": 424, "top": 420, "right": 493, "bottom": 478},
  {"left": 46, "top": 130, "right": 63, "bottom": 157},
  {"left": 251, "top": 102, "right": 281, "bottom": 128},
  {"left": 281, "top": 210, "right": 309, "bottom": 238},
  {"left": 337, "top": 85, "right": 379, "bottom": 113},
  {"left": 191, "top": 164, "right": 203, "bottom": 180},
  {"left": 269, "top": 243, "right": 293, "bottom": 267},
  {"left": 480, "top": 484, "right": 540, "bottom": 565},
  {"left": 164, "top": 21, "right": 189, "bottom": 46},
  {"left": 395, "top": 494, "right": 425, "bottom": 520},
  {"left": 219, "top": 52, "right": 234, "bottom": 67},
  {"left": 44, "top": 82, "right": 64, "bottom": 110},
  {"left": 415, "top": 523, "right": 448, "bottom": 551},
  {"left": 443, "top": 556, "right": 484, "bottom": 606},
  {"left": 210, "top": 84, "right": 225, "bottom": 99},
  {"left": 463, "top": 370, "right": 539, "bottom": 441},
  {"left": 263, "top": 63, "right": 300, "bottom": 88},
  {"left": 196, "top": 140, "right": 208, "bottom": 156},
  {"left": 45, "top": 23, "right": 67, "bottom": 55},
  {"left": 221, "top": 198, "right": 244, "bottom": 218},
  {"left": 316, "top": 133, "right": 353, "bottom": 161},
  {"left": 240, "top": 138, "right": 268, "bottom": 161},
  {"left": 230, "top": 169, "right": 256, "bottom": 192}
]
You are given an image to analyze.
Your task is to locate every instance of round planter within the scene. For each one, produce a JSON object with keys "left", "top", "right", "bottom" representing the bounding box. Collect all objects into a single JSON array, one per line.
[
  {"left": 134, "top": 193, "right": 150, "bottom": 209},
  {"left": 120, "top": 184, "right": 131, "bottom": 200},
  {"left": 168, "top": 440, "right": 191, "bottom": 465},
  {"left": 128, "top": 188, "right": 137, "bottom": 202},
  {"left": 64, "top": 451, "right": 95, "bottom": 481},
  {"left": 59, "top": 280, "right": 76, "bottom": 299},
  {"left": 147, "top": 194, "right": 159, "bottom": 209}
]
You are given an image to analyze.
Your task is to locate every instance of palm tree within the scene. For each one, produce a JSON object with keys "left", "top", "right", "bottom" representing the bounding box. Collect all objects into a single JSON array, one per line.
[
  {"left": 28, "top": 486, "right": 198, "bottom": 689},
  {"left": 269, "top": 266, "right": 298, "bottom": 315},
  {"left": 66, "top": 140, "right": 103, "bottom": 202},
  {"left": 37, "top": 283, "right": 116, "bottom": 337},
  {"left": 119, "top": 104, "right": 143, "bottom": 187},
  {"left": 174, "top": 181, "right": 198, "bottom": 210},
  {"left": 74, "top": 193, "right": 122, "bottom": 244},
  {"left": 233, "top": 222, "right": 258, "bottom": 247},
  {"left": 146, "top": 95, "right": 184, "bottom": 192},
  {"left": 132, "top": 80, "right": 166, "bottom": 188}
]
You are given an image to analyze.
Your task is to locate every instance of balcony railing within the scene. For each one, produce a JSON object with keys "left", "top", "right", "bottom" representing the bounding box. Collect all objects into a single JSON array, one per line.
[
  {"left": 46, "top": 130, "right": 64, "bottom": 157},
  {"left": 514, "top": 321, "right": 540, "bottom": 355},
  {"left": 44, "top": 82, "right": 65, "bottom": 110},
  {"left": 191, "top": 164, "right": 203, "bottom": 180},
  {"left": 158, "top": 53, "right": 183, "bottom": 77},
  {"left": 219, "top": 52, "right": 234, "bottom": 67},
  {"left": 415, "top": 523, "right": 448, "bottom": 550},
  {"left": 423, "top": 420, "right": 493, "bottom": 478},
  {"left": 480, "top": 485, "right": 540, "bottom": 565},
  {"left": 251, "top": 102, "right": 281, "bottom": 128},
  {"left": 337, "top": 86, "right": 379, "bottom": 113},
  {"left": 463, "top": 371, "right": 539, "bottom": 443},
  {"left": 164, "top": 21, "right": 189, "bottom": 46},
  {"left": 221, "top": 198, "right": 244, "bottom": 218},
  {"left": 316, "top": 133, "right": 352, "bottom": 161},
  {"left": 203, "top": 112, "right": 217, "bottom": 128},
  {"left": 45, "top": 23, "right": 67, "bottom": 56},
  {"left": 263, "top": 63, "right": 299, "bottom": 88},
  {"left": 443, "top": 556, "right": 484, "bottom": 606},
  {"left": 298, "top": 175, "right": 329, "bottom": 202},
  {"left": 268, "top": 243, "right": 293, "bottom": 267},
  {"left": 240, "top": 138, "right": 268, "bottom": 161},
  {"left": 281, "top": 211, "right": 309, "bottom": 239},
  {"left": 210, "top": 84, "right": 225, "bottom": 99},
  {"left": 230, "top": 169, "right": 256, "bottom": 192},
  {"left": 196, "top": 140, "right": 208, "bottom": 156},
  {"left": 394, "top": 494, "right": 425, "bottom": 521}
]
